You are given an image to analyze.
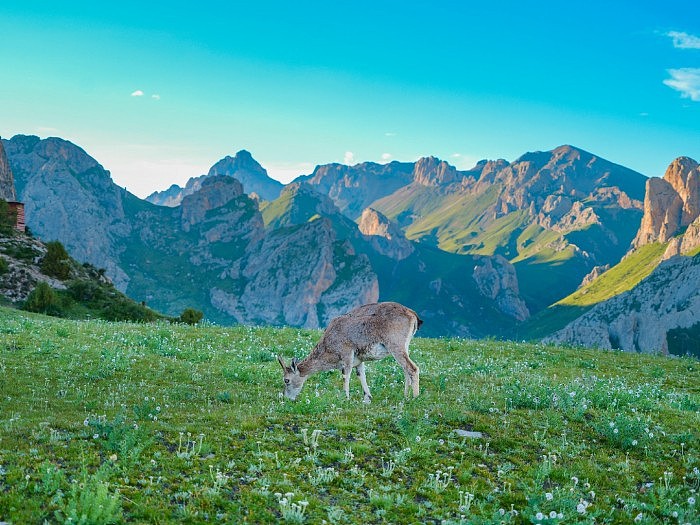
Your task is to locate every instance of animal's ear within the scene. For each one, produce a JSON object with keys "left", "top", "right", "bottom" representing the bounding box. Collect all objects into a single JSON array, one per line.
[
  {"left": 277, "top": 355, "right": 287, "bottom": 371},
  {"left": 290, "top": 357, "right": 299, "bottom": 372}
]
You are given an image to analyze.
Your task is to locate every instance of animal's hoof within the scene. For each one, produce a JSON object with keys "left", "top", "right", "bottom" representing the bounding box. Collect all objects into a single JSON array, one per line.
[{"left": 363, "top": 396, "right": 372, "bottom": 404}]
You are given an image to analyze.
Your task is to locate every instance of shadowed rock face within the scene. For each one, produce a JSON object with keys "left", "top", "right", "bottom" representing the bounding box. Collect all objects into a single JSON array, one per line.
[
  {"left": 0, "top": 140, "right": 17, "bottom": 201},
  {"left": 633, "top": 156, "right": 700, "bottom": 257},
  {"left": 357, "top": 208, "right": 414, "bottom": 260}
]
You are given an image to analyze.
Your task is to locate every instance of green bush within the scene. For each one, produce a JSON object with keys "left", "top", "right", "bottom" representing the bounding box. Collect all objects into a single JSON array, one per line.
[
  {"left": 41, "top": 241, "right": 72, "bottom": 280},
  {"left": 23, "top": 282, "right": 60, "bottom": 314},
  {"left": 0, "top": 256, "right": 8, "bottom": 275},
  {"left": 101, "top": 299, "right": 158, "bottom": 323},
  {"left": 179, "top": 308, "right": 204, "bottom": 325}
]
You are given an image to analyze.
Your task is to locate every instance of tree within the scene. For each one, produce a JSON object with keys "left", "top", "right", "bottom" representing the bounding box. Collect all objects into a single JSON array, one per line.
[
  {"left": 179, "top": 308, "right": 204, "bottom": 325},
  {"left": 40, "top": 241, "right": 72, "bottom": 280},
  {"left": 23, "top": 282, "right": 59, "bottom": 314}
]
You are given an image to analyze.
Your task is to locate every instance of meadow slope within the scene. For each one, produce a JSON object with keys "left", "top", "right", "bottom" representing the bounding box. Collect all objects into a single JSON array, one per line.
[{"left": 0, "top": 308, "right": 698, "bottom": 524}]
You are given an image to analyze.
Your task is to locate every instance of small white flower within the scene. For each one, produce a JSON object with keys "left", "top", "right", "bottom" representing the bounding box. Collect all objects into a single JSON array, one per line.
[
  {"left": 609, "top": 421, "right": 615, "bottom": 428},
  {"left": 634, "top": 512, "right": 643, "bottom": 522},
  {"left": 577, "top": 503, "right": 586, "bottom": 514},
  {"left": 632, "top": 440, "right": 638, "bottom": 446},
  {"left": 689, "top": 496, "right": 696, "bottom": 505},
  {"left": 613, "top": 428, "right": 619, "bottom": 434},
  {"left": 549, "top": 510, "right": 557, "bottom": 518},
  {"left": 93, "top": 433, "right": 99, "bottom": 439},
  {"left": 536, "top": 512, "right": 544, "bottom": 520},
  {"left": 545, "top": 492, "right": 554, "bottom": 501}
]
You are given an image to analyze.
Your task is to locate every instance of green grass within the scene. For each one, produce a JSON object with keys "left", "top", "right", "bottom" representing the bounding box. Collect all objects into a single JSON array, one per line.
[
  {"left": 559, "top": 242, "right": 668, "bottom": 308},
  {"left": 1, "top": 308, "right": 698, "bottom": 523}
]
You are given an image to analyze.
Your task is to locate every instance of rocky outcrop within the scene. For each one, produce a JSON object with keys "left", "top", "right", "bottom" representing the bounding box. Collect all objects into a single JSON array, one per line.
[
  {"left": 180, "top": 176, "right": 245, "bottom": 231},
  {"left": 579, "top": 264, "right": 610, "bottom": 288},
  {"left": 357, "top": 208, "right": 414, "bottom": 260},
  {"left": 211, "top": 218, "right": 379, "bottom": 328},
  {"left": 412, "top": 156, "right": 461, "bottom": 186},
  {"left": 0, "top": 139, "right": 17, "bottom": 201},
  {"left": 147, "top": 149, "right": 282, "bottom": 206},
  {"left": 298, "top": 161, "right": 414, "bottom": 219},
  {"left": 633, "top": 157, "right": 700, "bottom": 255},
  {"left": 472, "top": 255, "right": 530, "bottom": 321},
  {"left": 547, "top": 254, "right": 700, "bottom": 353}
]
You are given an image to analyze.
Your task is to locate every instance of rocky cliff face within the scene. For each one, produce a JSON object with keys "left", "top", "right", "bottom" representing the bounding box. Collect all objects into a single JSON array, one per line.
[
  {"left": 211, "top": 218, "right": 379, "bottom": 328},
  {"left": 147, "top": 149, "right": 283, "bottom": 206},
  {"left": 412, "top": 156, "right": 462, "bottom": 186},
  {"left": 357, "top": 208, "right": 414, "bottom": 260},
  {"left": 633, "top": 156, "right": 700, "bottom": 256},
  {"left": 547, "top": 254, "right": 700, "bottom": 353},
  {"left": 472, "top": 255, "right": 530, "bottom": 321},
  {"left": 0, "top": 140, "right": 17, "bottom": 201},
  {"left": 3, "top": 135, "right": 132, "bottom": 289},
  {"left": 297, "top": 161, "right": 414, "bottom": 219}
]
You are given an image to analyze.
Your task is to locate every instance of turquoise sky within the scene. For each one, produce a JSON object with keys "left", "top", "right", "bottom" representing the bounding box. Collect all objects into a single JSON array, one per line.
[{"left": 1, "top": 1, "right": 699, "bottom": 197}]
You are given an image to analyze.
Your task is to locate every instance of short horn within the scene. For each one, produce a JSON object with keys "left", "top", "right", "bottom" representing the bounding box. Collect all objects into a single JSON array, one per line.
[{"left": 277, "top": 355, "right": 287, "bottom": 370}]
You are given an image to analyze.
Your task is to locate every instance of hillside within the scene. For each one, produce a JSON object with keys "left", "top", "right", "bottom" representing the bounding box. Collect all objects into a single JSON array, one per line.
[
  {"left": 302, "top": 146, "right": 647, "bottom": 313},
  {"left": 540, "top": 156, "right": 700, "bottom": 354},
  {"left": 0, "top": 309, "right": 698, "bottom": 523},
  {"left": 3, "top": 135, "right": 528, "bottom": 337}
]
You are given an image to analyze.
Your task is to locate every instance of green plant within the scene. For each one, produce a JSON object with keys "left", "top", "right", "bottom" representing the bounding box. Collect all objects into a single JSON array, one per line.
[
  {"left": 0, "top": 199, "right": 17, "bottom": 235},
  {"left": 179, "top": 308, "right": 203, "bottom": 325},
  {"left": 23, "top": 281, "right": 60, "bottom": 314},
  {"left": 41, "top": 241, "right": 72, "bottom": 280},
  {"left": 0, "top": 256, "right": 8, "bottom": 275},
  {"left": 55, "top": 467, "right": 122, "bottom": 525}
]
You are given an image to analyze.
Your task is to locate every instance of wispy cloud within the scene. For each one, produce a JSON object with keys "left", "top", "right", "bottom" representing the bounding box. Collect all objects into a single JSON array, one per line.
[
  {"left": 343, "top": 151, "right": 355, "bottom": 165},
  {"left": 663, "top": 68, "right": 700, "bottom": 101},
  {"left": 384, "top": 132, "right": 396, "bottom": 137},
  {"left": 151, "top": 94, "right": 161, "bottom": 100},
  {"left": 131, "top": 90, "right": 144, "bottom": 97},
  {"left": 380, "top": 153, "right": 392, "bottom": 162},
  {"left": 667, "top": 31, "right": 700, "bottom": 49}
]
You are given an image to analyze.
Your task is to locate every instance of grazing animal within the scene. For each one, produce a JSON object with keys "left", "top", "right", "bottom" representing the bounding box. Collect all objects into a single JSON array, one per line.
[{"left": 277, "top": 302, "right": 423, "bottom": 402}]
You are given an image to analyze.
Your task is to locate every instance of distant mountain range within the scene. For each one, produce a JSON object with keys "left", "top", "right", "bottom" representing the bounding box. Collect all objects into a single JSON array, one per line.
[{"left": 3, "top": 134, "right": 699, "bottom": 354}]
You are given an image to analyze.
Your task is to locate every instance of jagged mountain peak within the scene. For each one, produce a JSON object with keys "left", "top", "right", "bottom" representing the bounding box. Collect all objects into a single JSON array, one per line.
[{"left": 412, "top": 156, "right": 460, "bottom": 186}]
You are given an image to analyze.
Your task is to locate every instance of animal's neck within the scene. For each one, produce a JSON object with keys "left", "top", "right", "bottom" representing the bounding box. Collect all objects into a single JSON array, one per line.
[{"left": 298, "top": 344, "right": 332, "bottom": 376}]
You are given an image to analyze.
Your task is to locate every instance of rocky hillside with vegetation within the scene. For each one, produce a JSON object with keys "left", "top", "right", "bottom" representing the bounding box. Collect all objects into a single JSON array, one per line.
[
  {"left": 533, "top": 156, "right": 700, "bottom": 355},
  {"left": 299, "top": 145, "right": 647, "bottom": 312},
  {"left": 3, "top": 135, "right": 525, "bottom": 337}
]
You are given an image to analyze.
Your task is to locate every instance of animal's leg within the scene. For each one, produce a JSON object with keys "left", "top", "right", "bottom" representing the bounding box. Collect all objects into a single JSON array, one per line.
[
  {"left": 392, "top": 347, "right": 420, "bottom": 398},
  {"left": 355, "top": 362, "right": 372, "bottom": 403}
]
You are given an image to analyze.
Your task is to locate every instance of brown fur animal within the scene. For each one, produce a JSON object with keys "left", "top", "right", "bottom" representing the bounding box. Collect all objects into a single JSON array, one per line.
[{"left": 277, "top": 302, "right": 422, "bottom": 402}]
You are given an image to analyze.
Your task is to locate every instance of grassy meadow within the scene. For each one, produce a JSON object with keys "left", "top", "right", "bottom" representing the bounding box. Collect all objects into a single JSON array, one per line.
[{"left": 0, "top": 307, "right": 698, "bottom": 524}]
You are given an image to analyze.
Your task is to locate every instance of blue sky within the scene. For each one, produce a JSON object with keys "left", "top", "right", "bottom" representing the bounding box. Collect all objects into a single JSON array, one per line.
[{"left": 1, "top": 1, "right": 699, "bottom": 197}]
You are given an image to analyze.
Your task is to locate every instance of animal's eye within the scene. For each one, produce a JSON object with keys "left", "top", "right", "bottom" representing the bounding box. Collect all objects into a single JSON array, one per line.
[{"left": 284, "top": 379, "right": 290, "bottom": 384}]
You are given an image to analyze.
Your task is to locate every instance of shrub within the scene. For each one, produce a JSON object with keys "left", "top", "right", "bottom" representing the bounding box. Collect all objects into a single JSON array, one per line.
[
  {"left": 0, "top": 256, "right": 8, "bottom": 275},
  {"left": 179, "top": 308, "right": 204, "bottom": 325},
  {"left": 23, "top": 281, "right": 60, "bottom": 314},
  {"left": 41, "top": 241, "right": 72, "bottom": 280}
]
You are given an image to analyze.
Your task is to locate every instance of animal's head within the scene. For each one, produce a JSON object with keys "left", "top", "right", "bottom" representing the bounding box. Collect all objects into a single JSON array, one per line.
[{"left": 277, "top": 355, "right": 305, "bottom": 400}]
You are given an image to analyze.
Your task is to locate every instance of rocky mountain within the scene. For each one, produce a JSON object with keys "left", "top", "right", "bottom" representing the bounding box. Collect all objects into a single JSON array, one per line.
[
  {"left": 4, "top": 135, "right": 526, "bottom": 336},
  {"left": 300, "top": 145, "right": 646, "bottom": 313},
  {"left": 146, "top": 149, "right": 283, "bottom": 206},
  {"left": 0, "top": 139, "right": 17, "bottom": 201},
  {"left": 529, "top": 155, "right": 700, "bottom": 354},
  {"left": 633, "top": 156, "right": 700, "bottom": 258},
  {"left": 546, "top": 253, "right": 700, "bottom": 356}
]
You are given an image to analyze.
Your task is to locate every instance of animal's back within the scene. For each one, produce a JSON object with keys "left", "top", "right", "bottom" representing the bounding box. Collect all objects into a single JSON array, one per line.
[{"left": 323, "top": 302, "right": 420, "bottom": 350}]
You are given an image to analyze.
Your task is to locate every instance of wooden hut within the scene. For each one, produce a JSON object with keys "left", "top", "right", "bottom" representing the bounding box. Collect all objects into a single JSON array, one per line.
[{"left": 7, "top": 201, "right": 25, "bottom": 232}]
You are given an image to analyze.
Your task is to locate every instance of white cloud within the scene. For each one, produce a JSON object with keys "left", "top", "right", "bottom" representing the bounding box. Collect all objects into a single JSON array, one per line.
[
  {"left": 663, "top": 68, "right": 700, "bottom": 101},
  {"left": 451, "top": 153, "right": 462, "bottom": 158},
  {"left": 384, "top": 132, "right": 396, "bottom": 137},
  {"left": 343, "top": 151, "right": 354, "bottom": 165},
  {"left": 151, "top": 94, "right": 161, "bottom": 100},
  {"left": 131, "top": 90, "right": 144, "bottom": 97},
  {"left": 667, "top": 31, "right": 700, "bottom": 49},
  {"left": 381, "top": 153, "right": 392, "bottom": 162}
]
